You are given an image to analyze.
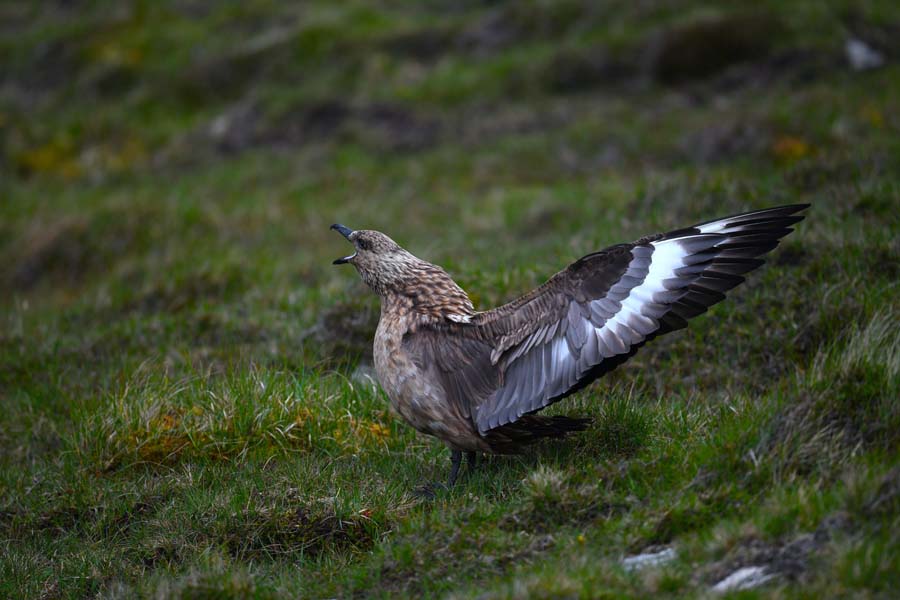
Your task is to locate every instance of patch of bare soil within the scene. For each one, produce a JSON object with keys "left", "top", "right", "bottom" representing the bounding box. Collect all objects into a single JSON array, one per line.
[
  {"left": 701, "top": 513, "right": 851, "bottom": 584},
  {"left": 646, "top": 13, "right": 784, "bottom": 85}
]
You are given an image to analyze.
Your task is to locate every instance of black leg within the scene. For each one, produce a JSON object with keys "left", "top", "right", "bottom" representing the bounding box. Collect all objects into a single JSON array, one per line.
[
  {"left": 447, "top": 450, "right": 462, "bottom": 486},
  {"left": 466, "top": 451, "right": 477, "bottom": 472},
  {"left": 413, "top": 449, "right": 470, "bottom": 499}
]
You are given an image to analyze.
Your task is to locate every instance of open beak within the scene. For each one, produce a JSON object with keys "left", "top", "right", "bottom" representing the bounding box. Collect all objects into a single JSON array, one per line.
[{"left": 330, "top": 224, "right": 356, "bottom": 265}]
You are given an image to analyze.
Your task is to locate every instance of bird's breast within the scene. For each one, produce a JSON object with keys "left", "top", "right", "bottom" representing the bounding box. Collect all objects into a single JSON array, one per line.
[
  {"left": 372, "top": 313, "right": 419, "bottom": 418},
  {"left": 372, "top": 311, "right": 487, "bottom": 451}
]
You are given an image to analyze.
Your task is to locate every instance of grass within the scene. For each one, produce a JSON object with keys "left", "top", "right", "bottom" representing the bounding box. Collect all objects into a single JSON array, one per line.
[{"left": 2, "top": 0, "right": 900, "bottom": 597}]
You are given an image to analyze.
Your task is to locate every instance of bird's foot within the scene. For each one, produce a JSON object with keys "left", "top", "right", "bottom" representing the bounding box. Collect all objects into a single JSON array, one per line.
[
  {"left": 412, "top": 481, "right": 447, "bottom": 500},
  {"left": 413, "top": 450, "right": 475, "bottom": 499}
]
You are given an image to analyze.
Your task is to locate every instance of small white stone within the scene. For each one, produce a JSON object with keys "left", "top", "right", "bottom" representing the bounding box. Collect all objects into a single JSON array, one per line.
[
  {"left": 622, "top": 547, "right": 676, "bottom": 571},
  {"left": 711, "top": 566, "right": 776, "bottom": 593},
  {"left": 845, "top": 38, "right": 884, "bottom": 71}
]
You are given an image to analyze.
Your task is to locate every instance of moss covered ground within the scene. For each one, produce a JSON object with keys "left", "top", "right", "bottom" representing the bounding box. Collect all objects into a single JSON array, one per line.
[{"left": 1, "top": 1, "right": 899, "bottom": 597}]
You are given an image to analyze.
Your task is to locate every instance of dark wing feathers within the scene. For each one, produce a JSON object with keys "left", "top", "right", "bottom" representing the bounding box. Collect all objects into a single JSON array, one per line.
[
  {"left": 403, "top": 204, "right": 809, "bottom": 437},
  {"left": 402, "top": 326, "right": 497, "bottom": 422},
  {"left": 480, "top": 244, "right": 633, "bottom": 365}
]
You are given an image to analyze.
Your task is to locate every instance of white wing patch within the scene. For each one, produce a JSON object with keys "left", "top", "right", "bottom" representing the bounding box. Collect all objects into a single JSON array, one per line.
[
  {"left": 479, "top": 234, "right": 724, "bottom": 433},
  {"left": 585, "top": 235, "right": 718, "bottom": 360}
]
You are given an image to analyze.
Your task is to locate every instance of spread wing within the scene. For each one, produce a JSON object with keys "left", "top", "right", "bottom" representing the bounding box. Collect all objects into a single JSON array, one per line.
[
  {"left": 402, "top": 204, "right": 808, "bottom": 437},
  {"left": 471, "top": 203, "right": 809, "bottom": 434}
]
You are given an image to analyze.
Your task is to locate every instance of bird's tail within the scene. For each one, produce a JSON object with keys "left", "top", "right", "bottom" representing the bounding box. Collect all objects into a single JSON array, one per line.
[{"left": 484, "top": 415, "right": 592, "bottom": 454}]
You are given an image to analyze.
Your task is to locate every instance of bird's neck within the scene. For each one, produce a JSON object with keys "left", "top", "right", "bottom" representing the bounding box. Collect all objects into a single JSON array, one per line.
[{"left": 377, "top": 260, "right": 475, "bottom": 323}]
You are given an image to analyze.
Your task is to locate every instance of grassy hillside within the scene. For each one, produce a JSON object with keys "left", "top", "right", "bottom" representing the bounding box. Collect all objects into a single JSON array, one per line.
[{"left": 1, "top": 1, "right": 899, "bottom": 597}]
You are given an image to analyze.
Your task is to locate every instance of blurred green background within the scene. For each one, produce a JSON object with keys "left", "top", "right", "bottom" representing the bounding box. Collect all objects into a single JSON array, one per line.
[{"left": 1, "top": 1, "right": 899, "bottom": 598}]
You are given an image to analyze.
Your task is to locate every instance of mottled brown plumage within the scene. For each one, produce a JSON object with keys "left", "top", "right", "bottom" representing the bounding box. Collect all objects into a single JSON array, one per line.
[{"left": 330, "top": 204, "right": 808, "bottom": 486}]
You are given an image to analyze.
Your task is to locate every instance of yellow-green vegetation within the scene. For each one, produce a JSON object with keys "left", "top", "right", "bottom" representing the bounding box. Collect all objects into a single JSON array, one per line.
[{"left": 2, "top": 1, "right": 899, "bottom": 598}]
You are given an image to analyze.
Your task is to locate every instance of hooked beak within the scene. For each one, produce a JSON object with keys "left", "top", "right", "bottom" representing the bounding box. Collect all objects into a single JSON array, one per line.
[{"left": 330, "top": 224, "right": 356, "bottom": 265}]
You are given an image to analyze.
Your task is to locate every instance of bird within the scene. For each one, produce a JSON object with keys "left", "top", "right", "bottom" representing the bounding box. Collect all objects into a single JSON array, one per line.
[{"left": 330, "top": 204, "right": 809, "bottom": 489}]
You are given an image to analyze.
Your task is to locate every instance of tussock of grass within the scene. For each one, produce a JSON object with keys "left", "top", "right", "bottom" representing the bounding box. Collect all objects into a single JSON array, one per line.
[
  {"left": 811, "top": 309, "right": 900, "bottom": 390},
  {"left": 509, "top": 466, "right": 608, "bottom": 532},
  {"left": 760, "top": 310, "right": 900, "bottom": 483},
  {"left": 77, "top": 368, "right": 401, "bottom": 471},
  {"left": 588, "top": 389, "right": 653, "bottom": 457}
]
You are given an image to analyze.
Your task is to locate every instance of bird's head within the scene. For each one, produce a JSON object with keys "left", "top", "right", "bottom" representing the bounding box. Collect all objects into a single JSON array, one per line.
[{"left": 330, "top": 224, "right": 421, "bottom": 295}]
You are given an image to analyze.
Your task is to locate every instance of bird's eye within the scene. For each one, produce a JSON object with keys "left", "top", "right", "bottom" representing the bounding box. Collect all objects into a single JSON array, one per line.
[{"left": 357, "top": 238, "right": 371, "bottom": 251}]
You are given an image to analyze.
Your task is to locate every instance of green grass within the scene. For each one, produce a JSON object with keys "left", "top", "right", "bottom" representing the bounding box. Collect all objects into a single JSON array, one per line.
[{"left": 2, "top": 0, "right": 900, "bottom": 597}]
